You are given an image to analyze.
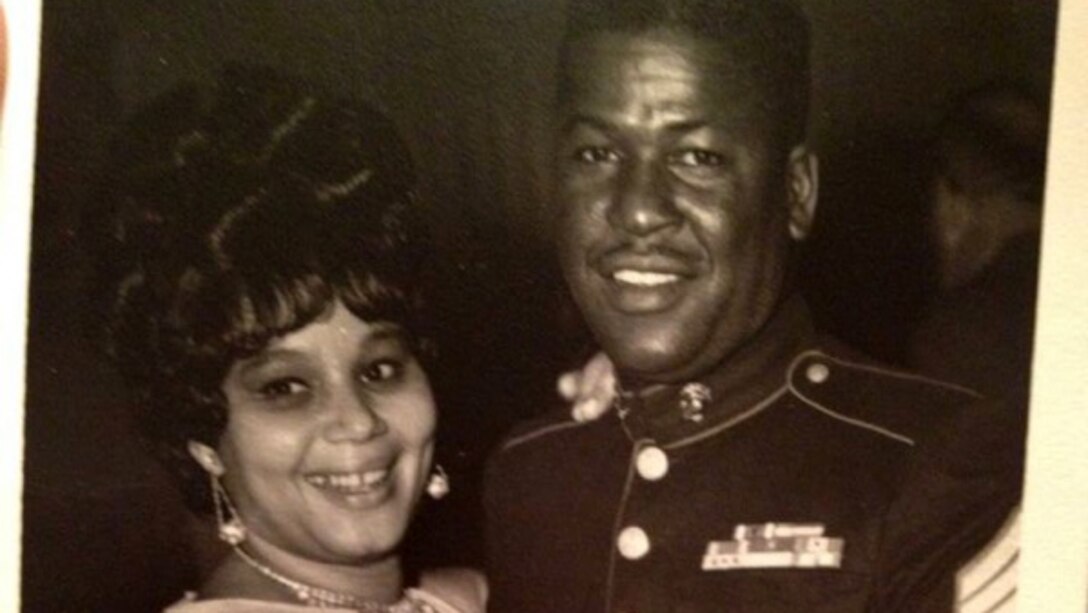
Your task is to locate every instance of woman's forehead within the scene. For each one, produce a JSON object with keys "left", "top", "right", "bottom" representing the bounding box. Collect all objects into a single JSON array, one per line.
[{"left": 264, "top": 301, "right": 403, "bottom": 353}]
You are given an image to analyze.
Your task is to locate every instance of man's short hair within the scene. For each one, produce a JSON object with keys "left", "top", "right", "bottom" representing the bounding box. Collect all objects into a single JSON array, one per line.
[{"left": 559, "top": 0, "right": 811, "bottom": 148}]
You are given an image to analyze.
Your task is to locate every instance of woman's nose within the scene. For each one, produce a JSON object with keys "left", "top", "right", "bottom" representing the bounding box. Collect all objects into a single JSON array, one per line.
[
  {"left": 323, "top": 387, "right": 387, "bottom": 443},
  {"left": 607, "top": 160, "right": 680, "bottom": 236}
]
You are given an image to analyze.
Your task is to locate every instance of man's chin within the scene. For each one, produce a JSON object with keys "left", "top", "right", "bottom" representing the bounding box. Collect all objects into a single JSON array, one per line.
[{"left": 603, "top": 339, "right": 702, "bottom": 385}]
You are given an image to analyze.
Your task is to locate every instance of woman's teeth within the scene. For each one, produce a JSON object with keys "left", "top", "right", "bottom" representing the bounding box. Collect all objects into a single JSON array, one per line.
[
  {"left": 613, "top": 270, "right": 680, "bottom": 287},
  {"left": 305, "top": 469, "right": 389, "bottom": 493}
]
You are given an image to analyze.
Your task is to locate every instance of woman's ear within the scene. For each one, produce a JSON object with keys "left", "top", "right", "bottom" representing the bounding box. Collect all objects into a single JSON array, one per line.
[
  {"left": 786, "top": 145, "right": 819, "bottom": 241},
  {"left": 187, "top": 440, "right": 225, "bottom": 476}
]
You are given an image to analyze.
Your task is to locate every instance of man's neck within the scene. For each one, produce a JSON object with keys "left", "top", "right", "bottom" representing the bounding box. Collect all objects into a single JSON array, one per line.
[{"left": 615, "top": 294, "right": 815, "bottom": 444}]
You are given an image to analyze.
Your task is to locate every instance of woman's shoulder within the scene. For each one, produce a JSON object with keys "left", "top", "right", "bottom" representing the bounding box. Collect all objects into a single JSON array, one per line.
[{"left": 416, "top": 566, "right": 488, "bottom": 613}]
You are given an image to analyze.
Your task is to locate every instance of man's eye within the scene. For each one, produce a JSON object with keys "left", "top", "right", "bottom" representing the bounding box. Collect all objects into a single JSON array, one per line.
[
  {"left": 670, "top": 149, "right": 726, "bottom": 168},
  {"left": 573, "top": 146, "right": 620, "bottom": 164},
  {"left": 361, "top": 360, "right": 403, "bottom": 384},
  {"left": 258, "top": 378, "right": 309, "bottom": 399}
]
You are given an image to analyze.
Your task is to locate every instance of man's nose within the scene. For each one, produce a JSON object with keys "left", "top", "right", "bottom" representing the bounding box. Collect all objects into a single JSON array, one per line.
[
  {"left": 323, "top": 386, "right": 387, "bottom": 443},
  {"left": 607, "top": 159, "right": 680, "bottom": 236}
]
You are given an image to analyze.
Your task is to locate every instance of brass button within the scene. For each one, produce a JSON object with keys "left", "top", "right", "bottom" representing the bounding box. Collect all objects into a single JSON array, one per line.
[
  {"left": 806, "top": 363, "right": 830, "bottom": 384},
  {"left": 617, "top": 526, "right": 651, "bottom": 560},
  {"left": 636, "top": 446, "right": 669, "bottom": 481}
]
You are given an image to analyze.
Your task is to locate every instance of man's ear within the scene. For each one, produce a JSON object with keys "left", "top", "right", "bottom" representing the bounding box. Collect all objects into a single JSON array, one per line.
[
  {"left": 187, "top": 440, "right": 225, "bottom": 476},
  {"left": 785, "top": 145, "right": 819, "bottom": 241}
]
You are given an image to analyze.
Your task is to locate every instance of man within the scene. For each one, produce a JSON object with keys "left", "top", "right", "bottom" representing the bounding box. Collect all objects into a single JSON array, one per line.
[{"left": 485, "top": 1, "right": 1019, "bottom": 611}]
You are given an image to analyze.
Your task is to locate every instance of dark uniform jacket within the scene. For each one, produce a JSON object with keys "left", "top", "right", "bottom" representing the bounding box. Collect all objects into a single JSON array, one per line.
[
  {"left": 911, "top": 234, "right": 1040, "bottom": 411},
  {"left": 485, "top": 298, "right": 1021, "bottom": 612}
]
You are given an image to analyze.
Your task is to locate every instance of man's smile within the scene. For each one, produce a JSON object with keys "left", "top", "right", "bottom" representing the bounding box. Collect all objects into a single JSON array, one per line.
[
  {"left": 611, "top": 269, "right": 682, "bottom": 287},
  {"left": 591, "top": 246, "right": 703, "bottom": 313}
]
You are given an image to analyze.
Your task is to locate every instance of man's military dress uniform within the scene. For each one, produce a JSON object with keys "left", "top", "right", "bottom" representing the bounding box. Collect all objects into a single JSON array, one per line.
[{"left": 485, "top": 298, "right": 1022, "bottom": 612}]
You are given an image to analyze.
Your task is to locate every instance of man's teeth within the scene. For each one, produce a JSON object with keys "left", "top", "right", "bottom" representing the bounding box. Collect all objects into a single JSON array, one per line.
[
  {"left": 612, "top": 270, "right": 680, "bottom": 287},
  {"left": 306, "top": 469, "right": 389, "bottom": 492}
]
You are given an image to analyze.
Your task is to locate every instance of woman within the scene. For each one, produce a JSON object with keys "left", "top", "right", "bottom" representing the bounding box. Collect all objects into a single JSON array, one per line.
[{"left": 87, "top": 67, "right": 486, "bottom": 612}]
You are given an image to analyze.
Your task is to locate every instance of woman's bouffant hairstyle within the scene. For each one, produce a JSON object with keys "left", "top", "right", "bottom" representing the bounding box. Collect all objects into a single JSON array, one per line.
[{"left": 85, "top": 67, "right": 430, "bottom": 514}]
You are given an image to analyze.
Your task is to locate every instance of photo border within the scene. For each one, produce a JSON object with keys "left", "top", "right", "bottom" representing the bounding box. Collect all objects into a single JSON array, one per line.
[{"left": 1, "top": 1, "right": 1084, "bottom": 610}]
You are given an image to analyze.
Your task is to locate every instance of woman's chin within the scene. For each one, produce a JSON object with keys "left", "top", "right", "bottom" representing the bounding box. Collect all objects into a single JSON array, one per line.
[
  {"left": 292, "top": 480, "right": 417, "bottom": 562},
  {"left": 307, "top": 517, "right": 409, "bottom": 564}
]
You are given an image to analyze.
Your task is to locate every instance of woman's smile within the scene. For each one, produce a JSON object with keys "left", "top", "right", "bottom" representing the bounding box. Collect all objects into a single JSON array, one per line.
[{"left": 302, "top": 462, "right": 397, "bottom": 509}]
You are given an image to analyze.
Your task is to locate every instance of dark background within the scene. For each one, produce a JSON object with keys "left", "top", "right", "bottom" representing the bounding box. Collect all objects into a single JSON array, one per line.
[{"left": 24, "top": 1, "right": 1057, "bottom": 611}]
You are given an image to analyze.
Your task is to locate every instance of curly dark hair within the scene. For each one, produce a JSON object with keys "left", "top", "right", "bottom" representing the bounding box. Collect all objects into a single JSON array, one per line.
[
  {"left": 85, "top": 67, "right": 431, "bottom": 514},
  {"left": 559, "top": 0, "right": 811, "bottom": 151}
]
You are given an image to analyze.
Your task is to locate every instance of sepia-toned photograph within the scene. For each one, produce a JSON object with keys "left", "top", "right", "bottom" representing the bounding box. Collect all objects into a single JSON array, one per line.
[{"left": 11, "top": 0, "right": 1082, "bottom": 611}]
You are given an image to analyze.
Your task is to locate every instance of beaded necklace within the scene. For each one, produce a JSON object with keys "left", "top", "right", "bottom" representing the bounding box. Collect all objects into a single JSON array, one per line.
[{"left": 232, "top": 546, "right": 437, "bottom": 612}]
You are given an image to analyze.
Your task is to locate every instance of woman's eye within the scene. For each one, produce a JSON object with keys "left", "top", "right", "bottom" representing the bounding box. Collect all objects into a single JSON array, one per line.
[
  {"left": 258, "top": 378, "right": 309, "bottom": 399},
  {"left": 573, "top": 146, "right": 620, "bottom": 165},
  {"left": 670, "top": 149, "right": 726, "bottom": 168},
  {"left": 360, "top": 360, "right": 403, "bottom": 384}
]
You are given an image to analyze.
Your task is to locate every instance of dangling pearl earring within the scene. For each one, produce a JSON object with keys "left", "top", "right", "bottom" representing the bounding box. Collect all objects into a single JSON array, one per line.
[
  {"left": 426, "top": 465, "right": 450, "bottom": 500},
  {"left": 211, "top": 473, "right": 247, "bottom": 546}
]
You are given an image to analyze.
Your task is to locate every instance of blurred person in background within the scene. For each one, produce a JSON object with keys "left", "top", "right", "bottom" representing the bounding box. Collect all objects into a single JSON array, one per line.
[
  {"left": 909, "top": 81, "right": 1049, "bottom": 613},
  {"left": 911, "top": 81, "right": 1049, "bottom": 417}
]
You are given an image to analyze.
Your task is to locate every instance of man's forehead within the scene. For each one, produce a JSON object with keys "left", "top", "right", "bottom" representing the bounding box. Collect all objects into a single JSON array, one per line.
[
  {"left": 565, "top": 29, "right": 751, "bottom": 84},
  {"left": 560, "top": 30, "right": 765, "bottom": 130}
]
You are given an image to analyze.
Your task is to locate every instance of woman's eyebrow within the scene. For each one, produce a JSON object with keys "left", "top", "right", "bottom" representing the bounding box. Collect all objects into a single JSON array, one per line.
[
  {"left": 360, "top": 324, "right": 408, "bottom": 346},
  {"left": 232, "top": 348, "right": 303, "bottom": 375}
]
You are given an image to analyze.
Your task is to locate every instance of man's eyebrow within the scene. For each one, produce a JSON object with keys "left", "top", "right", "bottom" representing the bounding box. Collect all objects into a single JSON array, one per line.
[
  {"left": 562, "top": 115, "right": 713, "bottom": 135},
  {"left": 662, "top": 119, "right": 711, "bottom": 134},
  {"left": 561, "top": 114, "right": 615, "bottom": 134}
]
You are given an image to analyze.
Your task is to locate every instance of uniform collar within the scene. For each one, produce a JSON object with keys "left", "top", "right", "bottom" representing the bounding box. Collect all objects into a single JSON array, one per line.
[{"left": 615, "top": 295, "right": 816, "bottom": 445}]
